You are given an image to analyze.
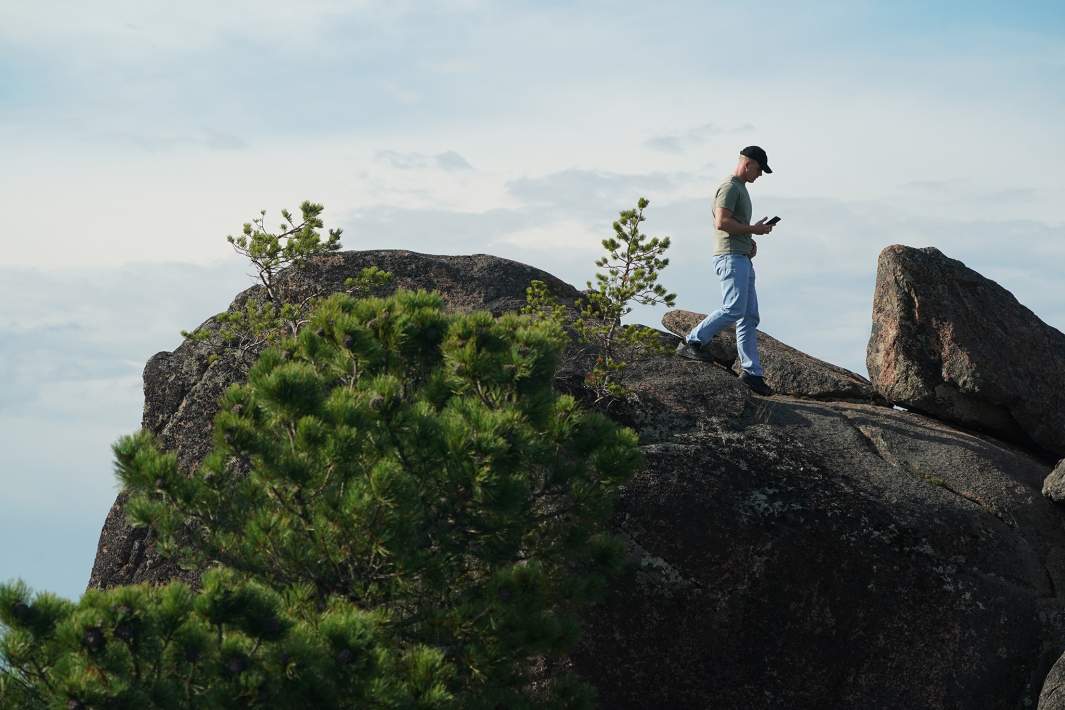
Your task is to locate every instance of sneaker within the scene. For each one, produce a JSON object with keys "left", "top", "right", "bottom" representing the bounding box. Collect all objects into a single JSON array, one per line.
[
  {"left": 675, "top": 339, "right": 715, "bottom": 362},
  {"left": 739, "top": 371, "right": 774, "bottom": 396}
]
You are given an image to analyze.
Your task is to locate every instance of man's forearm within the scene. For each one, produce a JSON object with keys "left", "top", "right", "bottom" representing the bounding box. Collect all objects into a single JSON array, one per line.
[{"left": 718, "top": 216, "right": 759, "bottom": 235}]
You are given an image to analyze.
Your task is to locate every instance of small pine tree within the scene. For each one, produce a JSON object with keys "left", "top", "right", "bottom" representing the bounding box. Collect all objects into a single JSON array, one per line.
[
  {"left": 183, "top": 202, "right": 392, "bottom": 364},
  {"left": 229, "top": 201, "right": 343, "bottom": 306},
  {"left": 549, "top": 198, "right": 676, "bottom": 402}
]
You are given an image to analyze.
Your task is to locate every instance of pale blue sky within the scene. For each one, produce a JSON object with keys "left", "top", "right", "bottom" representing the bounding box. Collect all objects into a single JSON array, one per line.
[{"left": 1, "top": 1, "right": 1063, "bottom": 600}]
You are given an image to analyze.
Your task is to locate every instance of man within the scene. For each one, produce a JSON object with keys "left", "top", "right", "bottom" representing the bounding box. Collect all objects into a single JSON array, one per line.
[{"left": 676, "top": 146, "right": 776, "bottom": 397}]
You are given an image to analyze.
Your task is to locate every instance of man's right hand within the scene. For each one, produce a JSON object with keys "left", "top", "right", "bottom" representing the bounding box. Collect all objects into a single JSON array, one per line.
[{"left": 751, "top": 217, "right": 775, "bottom": 236}]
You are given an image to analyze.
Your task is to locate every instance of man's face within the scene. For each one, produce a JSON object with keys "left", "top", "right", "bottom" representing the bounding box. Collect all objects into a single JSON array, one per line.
[{"left": 743, "top": 158, "right": 764, "bottom": 182}]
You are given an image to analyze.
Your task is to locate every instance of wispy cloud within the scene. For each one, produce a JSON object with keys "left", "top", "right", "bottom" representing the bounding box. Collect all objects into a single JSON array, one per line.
[
  {"left": 86, "top": 127, "right": 252, "bottom": 153},
  {"left": 375, "top": 149, "right": 474, "bottom": 172},
  {"left": 0, "top": 262, "right": 248, "bottom": 413},
  {"left": 0, "top": 2, "right": 375, "bottom": 53},
  {"left": 435, "top": 150, "right": 474, "bottom": 172},
  {"left": 896, "top": 179, "right": 1040, "bottom": 207},
  {"left": 505, "top": 169, "right": 678, "bottom": 215},
  {"left": 644, "top": 122, "right": 755, "bottom": 155}
]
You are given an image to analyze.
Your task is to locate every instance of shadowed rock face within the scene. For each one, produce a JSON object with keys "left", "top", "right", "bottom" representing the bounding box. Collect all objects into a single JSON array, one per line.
[
  {"left": 662, "top": 309, "right": 883, "bottom": 404},
  {"left": 866, "top": 245, "right": 1065, "bottom": 458},
  {"left": 89, "top": 249, "right": 1065, "bottom": 709}
]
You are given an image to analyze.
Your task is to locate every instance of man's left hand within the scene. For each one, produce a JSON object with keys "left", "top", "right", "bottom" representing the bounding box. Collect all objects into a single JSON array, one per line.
[{"left": 751, "top": 240, "right": 758, "bottom": 258}]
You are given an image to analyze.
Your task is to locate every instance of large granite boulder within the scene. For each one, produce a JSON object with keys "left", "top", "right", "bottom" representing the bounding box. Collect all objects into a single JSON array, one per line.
[
  {"left": 662, "top": 309, "right": 883, "bottom": 403},
  {"left": 576, "top": 351, "right": 1065, "bottom": 709},
  {"left": 90, "top": 249, "right": 1065, "bottom": 708},
  {"left": 867, "top": 245, "right": 1065, "bottom": 457}
]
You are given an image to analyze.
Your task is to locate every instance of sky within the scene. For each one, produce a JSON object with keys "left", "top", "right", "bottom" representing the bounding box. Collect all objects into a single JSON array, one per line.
[{"left": 1, "top": 1, "right": 1063, "bottom": 601}]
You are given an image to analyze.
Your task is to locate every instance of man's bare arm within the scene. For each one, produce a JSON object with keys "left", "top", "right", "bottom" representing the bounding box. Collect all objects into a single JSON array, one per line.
[{"left": 715, "top": 207, "right": 774, "bottom": 236}]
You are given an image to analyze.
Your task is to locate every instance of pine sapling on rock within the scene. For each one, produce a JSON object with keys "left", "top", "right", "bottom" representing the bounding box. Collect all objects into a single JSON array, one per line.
[
  {"left": 182, "top": 202, "right": 392, "bottom": 366},
  {"left": 574, "top": 197, "right": 676, "bottom": 402}
]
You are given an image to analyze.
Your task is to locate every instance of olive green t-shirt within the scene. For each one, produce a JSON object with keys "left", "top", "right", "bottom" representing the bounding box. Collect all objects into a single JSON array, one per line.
[{"left": 712, "top": 175, "right": 753, "bottom": 256}]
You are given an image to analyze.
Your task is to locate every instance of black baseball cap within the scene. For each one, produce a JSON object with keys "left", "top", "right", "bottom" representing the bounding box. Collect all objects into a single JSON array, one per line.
[{"left": 740, "top": 146, "right": 772, "bottom": 173}]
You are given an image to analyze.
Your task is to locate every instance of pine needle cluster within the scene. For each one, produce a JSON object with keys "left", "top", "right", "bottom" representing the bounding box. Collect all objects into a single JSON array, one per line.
[{"left": 0, "top": 570, "right": 451, "bottom": 709}]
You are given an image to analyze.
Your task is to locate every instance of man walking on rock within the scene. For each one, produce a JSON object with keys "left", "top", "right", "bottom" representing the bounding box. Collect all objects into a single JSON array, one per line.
[{"left": 677, "top": 146, "right": 776, "bottom": 396}]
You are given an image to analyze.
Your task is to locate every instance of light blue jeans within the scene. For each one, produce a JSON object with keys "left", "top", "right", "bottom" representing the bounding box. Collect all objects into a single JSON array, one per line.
[{"left": 686, "top": 253, "right": 764, "bottom": 376}]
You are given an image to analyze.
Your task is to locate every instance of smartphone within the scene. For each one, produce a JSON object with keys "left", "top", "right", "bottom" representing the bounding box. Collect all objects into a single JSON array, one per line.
[{"left": 766, "top": 216, "right": 781, "bottom": 226}]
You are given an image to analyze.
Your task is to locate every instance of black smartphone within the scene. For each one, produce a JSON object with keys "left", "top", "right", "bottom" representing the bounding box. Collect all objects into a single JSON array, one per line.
[{"left": 766, "top": 216, "right": 781, "bottom": 226}]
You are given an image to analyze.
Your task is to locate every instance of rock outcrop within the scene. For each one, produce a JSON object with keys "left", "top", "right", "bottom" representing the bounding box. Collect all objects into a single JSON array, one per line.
[
  {"left": 90, "top": 248, "right": 1065, "bottom": 709},
  {"left": 662, "top": 309, "right": 882, "bottom": 403},
  {"left": 1041, "top": 651, "right": 1065, "bottom": 709},
  {"left": 867, "top": 245, "right": 1065, "bottom": 457},
  {"left": 1044, "top": 460, "right": 1065, "bottom": 503}
]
